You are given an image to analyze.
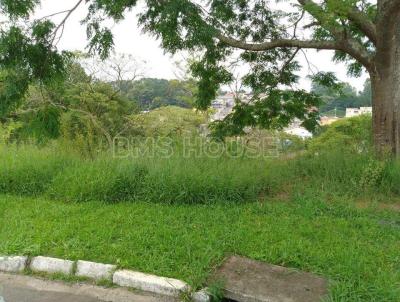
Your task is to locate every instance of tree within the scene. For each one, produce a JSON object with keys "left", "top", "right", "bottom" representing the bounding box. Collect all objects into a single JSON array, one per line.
[
  {"left": 5, "top": 58, "right": 138, "bottom": 149},
  {"left": 80, "top": 53, "right": 147, "bottom": 93},
  {"left": 312, "top": 79, "right": 371, "bottom": 115},
  {"left": 0, "top": 1, "right": 399, "bottom": 154},
  {"left": 118, "top": 78, "right": 196, "bottom": 109}
]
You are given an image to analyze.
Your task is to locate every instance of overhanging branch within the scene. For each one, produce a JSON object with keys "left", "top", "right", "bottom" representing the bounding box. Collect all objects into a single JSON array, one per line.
[
  {"left": 346, "top": 7, "right": 377, "bottom": 45},
  {"left": 216, "top": 33, "right": 339, "bottom": 51},
  {"left": 297, "top": 0, "right": 374, "bottom": 71}
]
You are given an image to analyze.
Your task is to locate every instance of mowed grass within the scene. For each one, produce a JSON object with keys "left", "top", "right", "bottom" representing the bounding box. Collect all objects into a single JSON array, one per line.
[{"left": 0, "top": 194, "right": 399, "bottom": 301}]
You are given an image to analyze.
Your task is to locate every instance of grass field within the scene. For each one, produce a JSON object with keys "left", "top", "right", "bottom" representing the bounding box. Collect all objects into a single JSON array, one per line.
[{"left": 0, "top": 193, "right": 399, "bottom": 301}]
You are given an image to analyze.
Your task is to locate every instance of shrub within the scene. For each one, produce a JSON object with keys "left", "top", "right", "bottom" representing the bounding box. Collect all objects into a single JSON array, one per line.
[
  {"left": 308, "top": 115, "right": 372, "bottom": 154},
  {"left": 129, "top": 106, "right": 206, "bottom": 137}
]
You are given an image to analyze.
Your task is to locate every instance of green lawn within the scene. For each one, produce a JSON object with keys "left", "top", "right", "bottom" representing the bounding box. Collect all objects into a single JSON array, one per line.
[{"left": 0, "top": 194, "right": 399, "bottom": 301}]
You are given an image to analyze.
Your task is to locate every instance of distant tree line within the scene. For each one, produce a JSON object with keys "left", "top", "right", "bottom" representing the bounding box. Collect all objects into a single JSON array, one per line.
[
  {"left": 312, "top": 79, "right": 372, "bottom": 117},
  {"left": 117, "top": 78, "right": 197, "bottom": 110}
]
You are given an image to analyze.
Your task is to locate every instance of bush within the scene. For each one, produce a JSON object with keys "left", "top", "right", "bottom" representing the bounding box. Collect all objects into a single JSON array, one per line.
[
  {"left": 1, "top": 125, "right": 400, "bottom": 204},
  {"left": 130, "top": 106, "right": 206, "bottom": 137},
  {"left": 308, "top": 115, "right": 372, "bottom": 154}
]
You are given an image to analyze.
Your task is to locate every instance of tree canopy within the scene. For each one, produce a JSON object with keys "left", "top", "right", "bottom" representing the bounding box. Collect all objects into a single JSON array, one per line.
[
  {"left": 118, "top": 78, "right": 197, "bottom": 110},
  {"left": 0, "top": 1, "right": 394, "bottom": 143}
]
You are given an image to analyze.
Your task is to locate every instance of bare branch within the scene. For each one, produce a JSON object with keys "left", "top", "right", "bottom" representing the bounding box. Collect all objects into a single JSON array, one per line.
[
  {"left": 37, "top": 10, "right": 71, "bottom": 21},
  {"left": 50, "top": 0, "right": 85, "bottom": 45}
]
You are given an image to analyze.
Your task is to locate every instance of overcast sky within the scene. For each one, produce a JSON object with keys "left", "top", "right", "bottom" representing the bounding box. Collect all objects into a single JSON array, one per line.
[{"left": 34, "top": 0, "right": 369, "bottom": 92}]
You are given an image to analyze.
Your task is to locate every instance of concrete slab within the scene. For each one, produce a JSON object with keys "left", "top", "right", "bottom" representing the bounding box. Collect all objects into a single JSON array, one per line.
[
  {"left": 0, "top": 272, "right": 175, "bottom": 302},
  {"left": 211, "top": 256, "right": 328, "bottom": 302},
  {"left": 76, "top": 260, "right": 116, "bottom": 281}
]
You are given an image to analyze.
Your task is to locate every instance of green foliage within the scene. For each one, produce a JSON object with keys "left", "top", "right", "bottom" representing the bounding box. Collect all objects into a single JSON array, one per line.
[
  {"left": 210, "top": 89, "right": 321, "bottom": 140},
  {"left": 310, "top": 72, "right": 344, "bottom": 92},
  {"left": 4, "top": 59, "right": 139, "bottom": 151},
  {"left": 1, "top": 0, "right": 377, "bottom": 137},
  {"left": 312, "top": 78, "right": 372, "bottom": 114},
  {"left": 0, "top": 21, "right": 69, "bottom": 115},
  {"left": 130, "top": 106, "right": 206, "bottom": 137},
  {"left": 11, "top": 105, "right": 61, "bottom": 144},
  {"left": 359, "top": 159, "right": 386, "bottom": 189},
  {"left": 0, "top": 0, "right": 39, "bottom": 18},
  {"left": 308, "top": 115, "right": 372, "bottom": 154},
  {"left": 0, "top": 69, "right": 29, "bottom": 115},
  {"left": 119, "top": 78, "right": 197, "bottom": 110}
]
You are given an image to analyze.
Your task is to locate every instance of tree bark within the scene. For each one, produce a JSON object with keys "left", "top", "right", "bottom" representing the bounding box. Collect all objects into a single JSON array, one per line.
[{"left": 372, "top": 4, "right": 400, "bottom": 156}]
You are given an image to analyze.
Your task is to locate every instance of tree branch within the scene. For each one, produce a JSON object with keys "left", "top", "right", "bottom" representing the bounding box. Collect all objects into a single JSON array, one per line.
[
  {"left": 216, "top": 33, "right": 339, "bottom": 51},
  {"left": 346, "top": 7, "right": 377, "bottom": 45},
  {"left": 297, "top": 0, "right": 374, "bottom": 71},
  {"left": 50, "top": 0, "right": 85, "bottom": 45}
]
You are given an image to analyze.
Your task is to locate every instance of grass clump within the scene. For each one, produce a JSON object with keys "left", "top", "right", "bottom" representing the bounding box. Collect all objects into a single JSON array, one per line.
[
  {"left": 140, "top": 156, "right": 270, "bottom": 204},
  {"left": 49, "top": 154, "right": 272, "bottom": 204},
  {"left": 49, "top": 158, "right": 147, "bottom": 203},
  {"left": 0, "top": 144, "right": 72, "bottom": 196}
]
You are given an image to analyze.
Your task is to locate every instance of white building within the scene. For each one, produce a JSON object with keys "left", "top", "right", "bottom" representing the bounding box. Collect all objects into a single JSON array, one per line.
[
  {"left": 345, "top": 107, "right": 372, "bottom": 118},
  {"left": 284, "top": 118, "right": 313, "bottom": 139},
  {"left": 285, "top": 127, "right": 313, "bottom": 139}
]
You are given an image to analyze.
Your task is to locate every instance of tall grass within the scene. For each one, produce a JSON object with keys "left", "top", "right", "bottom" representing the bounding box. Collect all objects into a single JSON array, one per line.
[
  {"left": 0, "top": 143, "right": 274, "bottom": 203},
  {"left": 1, "top": 134, "right": 400, "bottom": 203},
  {"left": 0, "top": 144, "right": 72, "bottom": 195}
]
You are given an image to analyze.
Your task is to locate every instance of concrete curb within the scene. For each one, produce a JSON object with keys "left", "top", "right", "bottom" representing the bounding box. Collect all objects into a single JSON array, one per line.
[
  {"left": 30, "top": 256, "right": 74, "bottom": 275},
  {"left": 113, "top": 269, "right": 190, "bottom": 297},
  {"left": 0, "top": 256, "right": 27, "bottom": 273},
  {"left": 76, "top": 260, "right": 116, "bottom": 281},
  {"left": 0, "top": 255, "right": 208, "bottom": 300}
]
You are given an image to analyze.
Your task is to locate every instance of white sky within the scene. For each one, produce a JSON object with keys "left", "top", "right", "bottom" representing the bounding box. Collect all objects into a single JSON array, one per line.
[{"left": 34, "top": 0, "right": 368, "bottom": 92}]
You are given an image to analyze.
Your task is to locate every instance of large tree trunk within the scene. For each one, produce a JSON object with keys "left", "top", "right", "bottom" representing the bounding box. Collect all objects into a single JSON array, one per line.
[
  {"left": 372, "top": 4, "right": 400, "bottom": 156},
  {"left": 371, "top": 73, "right": 400, "bottom": 156}
]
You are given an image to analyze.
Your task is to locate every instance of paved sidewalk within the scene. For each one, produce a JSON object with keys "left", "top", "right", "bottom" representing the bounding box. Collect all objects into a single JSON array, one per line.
[{"left": 0, "top": 273, "right": 174, "bottom": 302}]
